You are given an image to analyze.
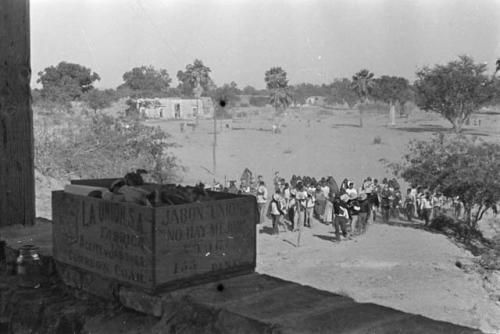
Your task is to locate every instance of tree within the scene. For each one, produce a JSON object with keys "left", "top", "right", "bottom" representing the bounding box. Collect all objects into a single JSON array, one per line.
[
  {"left": 242, "top": 85, "right": 258, "bottom": 95},
  {"left": 37, "top": 61, "right": 100, "bottom": 103},
  {"left": 351, "top": 69, "right": 375, "bottom": 127},
  {"left": 264, "top": 67, "right": 292, "bottom": 114},
  {"left": 82, "top": 89, "right": 117, "bottom": 113},
  {"left": 372, "top": 76, "right": 413, "bottom": 125},
  {"left": 120, "top": 65, "right": 171, "bottom": 97},
  {"left": 388, "top": 133, "right": 500, "bottom": 229},
  {"left": 177, "top": 59, "right": 214, "bottom": 97},
  {"left": 326, "top": 78, "right": 359, "bottom": 108},
  {"left": 289, "top": 83, "right": 330, "bottom": 105},
  {"left": 414, "top": 55, "right": 494, "bottom": 133}
]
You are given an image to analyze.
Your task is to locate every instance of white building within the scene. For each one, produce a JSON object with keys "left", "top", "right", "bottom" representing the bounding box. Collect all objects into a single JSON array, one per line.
[{"left": 137, "top": 97, "right": 214, "bottom": 120}]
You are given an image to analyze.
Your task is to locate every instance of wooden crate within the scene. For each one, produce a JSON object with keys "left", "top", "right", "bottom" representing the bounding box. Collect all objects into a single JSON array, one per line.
[{"left": 52, "top": 180, "right": 258, "bottom": 293}]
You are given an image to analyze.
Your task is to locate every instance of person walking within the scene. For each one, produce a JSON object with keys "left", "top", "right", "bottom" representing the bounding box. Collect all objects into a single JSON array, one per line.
[
  {"left": 333, "top": 194, "right": 350, "bottom": 241},
  {"left": 256, "top": 181, "right": 268, "bottom": 224}
]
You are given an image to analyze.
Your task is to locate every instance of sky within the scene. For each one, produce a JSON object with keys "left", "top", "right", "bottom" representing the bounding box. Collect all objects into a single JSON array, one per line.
[{"left": 31, "top": 0, "right": 500, "bottom": 89}]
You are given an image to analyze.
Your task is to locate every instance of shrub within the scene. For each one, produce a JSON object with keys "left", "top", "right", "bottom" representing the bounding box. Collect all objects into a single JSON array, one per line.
[
  {"left": 34, "top": 112, "right": 182, "bottom": 183},
  {"left": 373, "top": 135, "right": 382, "bottom": 144},
  {"left": 249, "top": 96, "right": 268, "bottom": 107},
  {"left": 358, "top": 101, "right": 389, "bottom": 114}
]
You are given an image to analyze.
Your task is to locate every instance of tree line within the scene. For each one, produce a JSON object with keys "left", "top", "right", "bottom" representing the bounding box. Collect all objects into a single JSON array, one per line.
[{"left": 34, "top": 55, "right": 500, "bottom": 132}]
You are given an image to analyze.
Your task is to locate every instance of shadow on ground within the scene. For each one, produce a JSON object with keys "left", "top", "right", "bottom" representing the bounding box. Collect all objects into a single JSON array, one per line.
[
  {"left": 392, "top": 125, "right": 490, "bottom": 136},
  {"left": 331, "top": 123, "right": 361, "bottom": 128},
  {"left": 313, "top": 234, "right": 339, "bottom": 242}
]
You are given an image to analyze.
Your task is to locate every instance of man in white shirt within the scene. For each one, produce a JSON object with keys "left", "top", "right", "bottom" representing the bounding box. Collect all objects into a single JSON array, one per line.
[{"left": 346, "top": 181, "right": 358, "bottom": 200}]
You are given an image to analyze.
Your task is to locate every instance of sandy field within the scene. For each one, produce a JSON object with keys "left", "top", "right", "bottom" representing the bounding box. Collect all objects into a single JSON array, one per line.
[
  {"left": 36, "top": 106, "right": 500, "bottom": 333},
  {"left": 152, "top": 106, "right": 500, "bottom": 333}
]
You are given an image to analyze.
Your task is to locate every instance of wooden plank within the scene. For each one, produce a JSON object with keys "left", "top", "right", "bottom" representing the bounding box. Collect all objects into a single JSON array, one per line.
[
  {"left": 70, "top": 178, "right": 120, "bottom": 188},
  {"left": 0, "top": 0, "right": 34, "bottom": 226},
  {"left": 154, "top": 196, "right": 257, "bottom": 286},
  {"left": 52, "top": 191, "right": 155, "bottom": 290}
]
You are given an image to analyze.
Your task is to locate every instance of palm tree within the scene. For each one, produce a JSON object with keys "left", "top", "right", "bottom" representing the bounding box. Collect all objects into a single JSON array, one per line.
[
  {"left": 265, "top": 67, "right": 292, "bottom": 115},
  {"left": 351, "top": 69, "right": 375, "bottom": 127},
  {"left": 269, "top": 87, "right": 293, "bottom": 115}
]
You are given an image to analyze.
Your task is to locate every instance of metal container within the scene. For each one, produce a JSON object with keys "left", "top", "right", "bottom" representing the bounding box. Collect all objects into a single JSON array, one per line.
[{"left": 16, "top": 245, "right": 42, "bottom": 288}]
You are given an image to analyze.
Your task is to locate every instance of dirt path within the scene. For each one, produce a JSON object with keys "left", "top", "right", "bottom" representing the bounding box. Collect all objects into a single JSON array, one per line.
[{"left": 257, "top": 218, "right": 500, "bottom": 333}]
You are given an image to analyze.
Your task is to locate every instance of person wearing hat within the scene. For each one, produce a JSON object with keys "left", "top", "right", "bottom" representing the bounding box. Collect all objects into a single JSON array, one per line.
[
  {"left": 357, "top": 192, "right": 370, "bottom": 234},
  {"left": 333, "top": 194, "right": 350, "bottom": 241}
]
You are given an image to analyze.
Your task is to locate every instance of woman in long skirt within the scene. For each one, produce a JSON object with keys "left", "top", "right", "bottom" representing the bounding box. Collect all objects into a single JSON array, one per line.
[
  {"left": 314, "top": 185, "right": 326, "bottom": 222},
  {"left": 324, "top": 195, "right": 334, "bottom": 225}
]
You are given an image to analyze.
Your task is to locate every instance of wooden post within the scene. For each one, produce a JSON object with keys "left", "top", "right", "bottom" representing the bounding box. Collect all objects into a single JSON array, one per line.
[
  {"left": 0, "top": 0, "right": 35, "bottom": 226},
  {"left": 213, "top": 105, "right": 217, "bottom": 177}
]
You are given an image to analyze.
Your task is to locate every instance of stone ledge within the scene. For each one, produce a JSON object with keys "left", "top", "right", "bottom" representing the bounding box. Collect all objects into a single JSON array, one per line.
[{"left": 0, "top": 223, "right": 484, "bottom": 333}]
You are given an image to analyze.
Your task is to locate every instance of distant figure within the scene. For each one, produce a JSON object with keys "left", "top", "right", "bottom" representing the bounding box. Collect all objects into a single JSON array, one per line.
[
  {"left": 294, "top": 182, "right": 307, "bottom": 232},
  {"left": 346, "top": 181, "right": 358, "bottom": 200},
  {"left": 333, "top": 194, "right": 350, "bottom": 241},
  {"left": 227, "top": 180, "right": 238, "bottom": 194},
  {"left": 404, "top": 188, "right": 415, "bottom": 221},
  {"left": 305, "top": 191, "right": 315, "bottom": 228},
  {"left": 256, "top": 181, "right": 268, "bottom": 224},
  {"left": 421, "top": 192, "right": 433, "bottom": 226},
  {"left": 358, "top": 192, "right": 370, "bottom": 233},
  {"left": 273, "top": 171, "right": 281, "bottom": 192},
  {"left": 269, "top": 191, "right": 286, "bottom": 235},
  {"left": 380, "top": 185, "right": 391, "bottom": 224},
  {"left": 432, "top": 191, "right": 444, "bottom": 218},
  {"left": 180, "top": 122, "right": 185, "bottom": 133}
]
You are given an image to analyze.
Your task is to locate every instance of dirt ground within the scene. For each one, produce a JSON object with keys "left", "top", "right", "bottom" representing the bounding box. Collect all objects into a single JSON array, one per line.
[
  {"left": 150, "top": 106, "right": 500, "bottom": 333},
  {"left": 256, "top": 218, "right": 500, "bottom": 333},
  {"left": 36, "top": 106, "right": 500, "bottom": 333}
]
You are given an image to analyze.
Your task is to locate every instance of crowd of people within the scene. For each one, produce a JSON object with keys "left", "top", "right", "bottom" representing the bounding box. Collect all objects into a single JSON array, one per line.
[{"left": 217, "top": 170, "right": 462, "bottom": 242}]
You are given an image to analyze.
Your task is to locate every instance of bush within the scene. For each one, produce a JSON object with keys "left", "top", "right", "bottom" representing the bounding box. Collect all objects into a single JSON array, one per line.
[
  {"left": 249, "top": 96, "right": 268, "bottom": 107},
  {"left": 34, "top": 112, "right": 182, "bottom": 183},
  {"left": 358, "top": 101, "right": 389, "bottom": 114},
  {"left": 373, "top": 135, "right": 382, "bottom": 144}
]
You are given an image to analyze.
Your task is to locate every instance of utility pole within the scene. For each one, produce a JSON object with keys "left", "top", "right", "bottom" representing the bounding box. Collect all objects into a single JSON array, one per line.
[{"left": 213, "top": 103, "right": 217, "bottom": 177}]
